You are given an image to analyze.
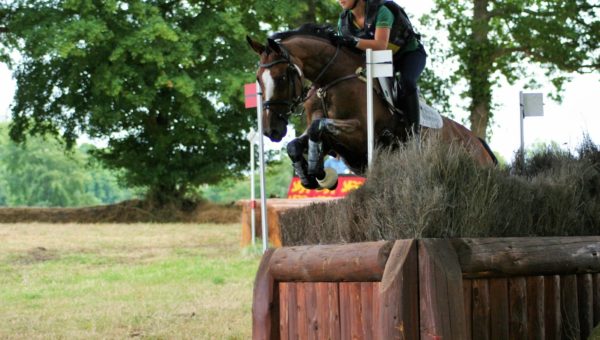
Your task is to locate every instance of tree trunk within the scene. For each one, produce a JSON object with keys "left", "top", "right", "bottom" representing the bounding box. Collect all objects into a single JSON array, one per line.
[
  {"left": 292, "top": 0, "right": 316, "bottom": 27},
  {"left": 467, "top": 0, "right": 493, "bottom": 139}
]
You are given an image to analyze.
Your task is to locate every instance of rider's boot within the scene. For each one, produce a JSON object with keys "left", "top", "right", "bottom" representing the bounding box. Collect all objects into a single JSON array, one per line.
[{"left": 404, "top": 91, "right": 421, "bottom": 138}]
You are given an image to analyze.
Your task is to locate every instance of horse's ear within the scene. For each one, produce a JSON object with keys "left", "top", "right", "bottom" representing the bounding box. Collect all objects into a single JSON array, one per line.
[
  {"left": 246, "top": 36, "right": 265, "bottom": 55},
  {"left": 267, "top": 38, "right": 282, "bottom": 54}
]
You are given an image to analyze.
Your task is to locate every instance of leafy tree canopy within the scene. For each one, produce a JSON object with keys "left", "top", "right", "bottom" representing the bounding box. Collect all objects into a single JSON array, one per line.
[
  {"left": 0, "top": 0, "right": 338, "bottom": 204},
  {"left": 423, "top": 0, "right": 599, "bottom": 138}
]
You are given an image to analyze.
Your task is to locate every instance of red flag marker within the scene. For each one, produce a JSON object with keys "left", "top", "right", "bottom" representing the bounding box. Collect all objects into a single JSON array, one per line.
[{"left": 244, "top": 83, "right": 257, "bottom": 108}]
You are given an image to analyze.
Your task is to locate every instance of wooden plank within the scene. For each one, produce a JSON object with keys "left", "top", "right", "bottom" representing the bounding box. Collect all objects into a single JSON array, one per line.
[
  {"left": 270, "top": 241, "right": 394, "bottom": 282},
  {"left": 451, "top": 237, "right": 600, "bottom": 278},
  {"left": 360, "top": 283, "right": 374, "bottom": 339},
  {"left": 527, "top": 276, "right": 545, "bottom": 340},
  {"left": 578, "top": 274, "right": 593, "bottom": 340},
  {"left": 594, "top": 273, "right": 600, "bottom": 325},
  {"left": 561, "top": 275, "right": 580, "bottom": 340},
  {"left": 508, "top": 277, "right": 527, "bottom": 339},
  {"left": 315, "top": 282, "right": 340, "bottom": 340},
  {"left": 296, "top": 283, "right": 307, "bottom": 339},
  {"left": 288, "top": 283, "right": 298, "bottom": 340},
  {"left": 253, "top": 249, "right": 278, "bottom": 340},
  {"left": 279, "top": 283, "right": 289, "bottom": 339},
  {"left": 339, "top": 283, "right": 351, "bottom": 340},
  {"left": 419, "top": 239, "right": 467, "bottom": 340},
  {"left": 304, "top": 283, "right": 318, "bottom": 339},
  {"left": 463, "top": 279, "right": 472, "bottom": 340},
  {"left": 489, "top": 278, "right": 509, "bottom": 339},
  {"left": 371, "top": 282, "right": 381, "bottom": 340},
  {"left": 544, "top": 275, "right": 562, "bottom": 340},
  {"left": 330, "top": 283, "right": 341, "bottom": 339},
  {"left": 348, "top": 283, "right": 363, "bottom": 339},
  {"left": 378, "top": 239, "right": 419, "bottom": 340},
  {"left": 472, "top": 279, "right": 490, "bottom": 340}
]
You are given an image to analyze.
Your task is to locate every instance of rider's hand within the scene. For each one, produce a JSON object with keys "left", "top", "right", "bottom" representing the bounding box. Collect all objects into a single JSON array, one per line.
[{"left": 335, "top": 34, "right": 359, "bottom": 47}]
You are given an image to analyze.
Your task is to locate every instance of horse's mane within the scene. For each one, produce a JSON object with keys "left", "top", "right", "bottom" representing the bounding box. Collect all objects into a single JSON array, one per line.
[{"left": 269, "top": 23, "right": 338, "bottom": 43}]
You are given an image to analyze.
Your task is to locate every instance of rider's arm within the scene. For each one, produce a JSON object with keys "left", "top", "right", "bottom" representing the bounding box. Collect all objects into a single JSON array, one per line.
[
  {"left": 355, "top": 6, "right": 394, "bottom": 51},
  {"left": 356, "top": 28, "right": 390, "bottom": 50}
]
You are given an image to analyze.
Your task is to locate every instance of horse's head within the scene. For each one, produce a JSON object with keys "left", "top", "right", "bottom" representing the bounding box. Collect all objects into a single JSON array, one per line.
[{"left": 246, "top": 36, "right": 304, "bottom": 142}]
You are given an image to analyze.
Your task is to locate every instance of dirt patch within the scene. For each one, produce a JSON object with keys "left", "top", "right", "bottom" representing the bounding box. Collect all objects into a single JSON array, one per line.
[
  {"left": 0, "top": 200, "right": 241, "bottom": 224},
  {"left": 13, "top": 247, "right": 60, "bottom": 264}
]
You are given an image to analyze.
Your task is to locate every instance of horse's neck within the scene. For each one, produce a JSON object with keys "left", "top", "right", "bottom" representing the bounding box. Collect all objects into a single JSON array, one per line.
[{"left": 284, "top": 38, "right": 361, "bottom": 84}]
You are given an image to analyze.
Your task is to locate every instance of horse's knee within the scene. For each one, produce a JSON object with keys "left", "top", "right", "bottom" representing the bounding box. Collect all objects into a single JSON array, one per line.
[{"left": 286, "top": 138, "right": 305, "bottom": 162}]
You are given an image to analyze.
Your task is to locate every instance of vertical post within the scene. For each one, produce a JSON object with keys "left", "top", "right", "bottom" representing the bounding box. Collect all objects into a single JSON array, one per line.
[
  {"left": 366, "top": 48, "right": 374, "bottom": 168},
  {"left": 250, "top": 137, "right": 256, "bottom": 246},
  {"left": 519, "top": 91, "right": 525, "bottom": 169},
  {"left": 256, "top": 81, "right": 269, "bottom": 253}
]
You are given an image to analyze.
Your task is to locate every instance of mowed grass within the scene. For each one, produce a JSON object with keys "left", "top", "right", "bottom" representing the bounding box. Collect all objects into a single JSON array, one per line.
[{"left": 0, "top": 223, "right": 260, "bottom": 339}]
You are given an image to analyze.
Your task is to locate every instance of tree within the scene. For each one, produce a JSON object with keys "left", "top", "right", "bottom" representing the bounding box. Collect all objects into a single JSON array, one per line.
[
  {"left": 0, "top": 124, "right": 137, "bottom": 207},
  {"left": 0, "top": 0, "right": 338, "bottom": 205},
  {"left": 425, "top": 0, "right": 599, "bottom": 138},
  {"left": 0, "top": 124, "right": 94, "bottom": 207}
]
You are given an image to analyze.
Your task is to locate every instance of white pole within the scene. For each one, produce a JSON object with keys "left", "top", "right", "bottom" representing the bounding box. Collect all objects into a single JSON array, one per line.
[
  {"left": 249, "top": 138, "right": 256, "bottom": 246},
  {"left": 256, "top": 81, "right": 269, "bottom": 253},
  {"left": 366, "top": 48, "right": 374, "bottom": 168},
  {"left": 519, "top": 91, "right": 525, "bottom": 168}
]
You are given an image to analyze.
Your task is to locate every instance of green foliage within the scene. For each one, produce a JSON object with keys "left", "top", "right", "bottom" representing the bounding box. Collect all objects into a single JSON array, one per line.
[
  {"left": 201, "top": 151, "right": 294, "bottom": 203},
  {"left": 0, "top": 0, "right": 337, "bottom": 204},
  {"left": 423, "top": 0, "right": 599, "bottom": 137},
  {"left": 0, "top": 124, "right": 137, "bottom": 207}
]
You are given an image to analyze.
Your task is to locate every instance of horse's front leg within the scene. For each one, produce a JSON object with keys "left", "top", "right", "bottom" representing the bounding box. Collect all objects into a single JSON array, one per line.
[
  {"left": 286, "top": 133, "right": 319, "bottom": 189},
  {"left": 306, "top": 118, "right": 360, "bottom": 189}
]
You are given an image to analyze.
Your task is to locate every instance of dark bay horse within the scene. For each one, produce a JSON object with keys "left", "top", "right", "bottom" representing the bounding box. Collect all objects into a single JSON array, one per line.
[{"left": 247, "top": 25, "right": 495, "bottom": 189}]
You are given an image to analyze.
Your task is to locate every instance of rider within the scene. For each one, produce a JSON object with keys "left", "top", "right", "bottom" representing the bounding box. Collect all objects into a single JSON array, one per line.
[{"left": 337, "top": 0, "right": 426, "bottom": 137}]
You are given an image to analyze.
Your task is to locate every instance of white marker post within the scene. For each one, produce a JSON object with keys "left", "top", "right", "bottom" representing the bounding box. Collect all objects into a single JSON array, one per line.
[
  {"left": 246, "top": 128, "right": 257, "bottom": 246},
  {"left": 519, "top": 92, "right": 544, "bottom": 167},
  {"left": 256, "top": 81, "right": 269, "bottom": 253},
  {"left": 366, "top": 49, "right": 393, "bottom": 167}
]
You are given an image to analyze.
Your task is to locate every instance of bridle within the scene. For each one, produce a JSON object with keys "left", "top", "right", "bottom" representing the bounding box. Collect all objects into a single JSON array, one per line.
[
  {"left": 258, "top": 41, "right": 346, "bottom": 120},
  {"left": 258, "top": 45, "right": 307, "bottom": 120}
]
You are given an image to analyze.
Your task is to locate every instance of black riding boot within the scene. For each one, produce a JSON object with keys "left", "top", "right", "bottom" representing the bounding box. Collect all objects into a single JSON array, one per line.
[{"left": 404, "top": 91, "right": 421, "bottom": 138}]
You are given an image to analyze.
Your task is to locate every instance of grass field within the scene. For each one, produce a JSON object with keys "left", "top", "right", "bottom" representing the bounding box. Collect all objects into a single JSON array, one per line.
[{"left": 0, "top": 223, "right": 260, "bottom": 339}]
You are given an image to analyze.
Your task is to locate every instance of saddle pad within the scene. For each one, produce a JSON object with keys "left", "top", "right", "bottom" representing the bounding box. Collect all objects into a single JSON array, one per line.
[
  {"left": 376, "top": 78, "right": 443, "bottom": 129},
  {"left": 419, "top": 98, "right": 443, "bottom": 129}
]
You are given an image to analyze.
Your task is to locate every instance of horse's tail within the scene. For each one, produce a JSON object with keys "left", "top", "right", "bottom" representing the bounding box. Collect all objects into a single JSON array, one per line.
[{"left": 478, "top": 137, "right": 498, "bottom": 166}]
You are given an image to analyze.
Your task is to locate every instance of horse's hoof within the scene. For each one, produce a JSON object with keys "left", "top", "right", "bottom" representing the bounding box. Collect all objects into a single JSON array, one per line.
[
  {"left": 317, "top": 167, "right": 338, "bottom": 190},
  {"left": 300, "top": 177, "right": 320, "bottom": 190}
]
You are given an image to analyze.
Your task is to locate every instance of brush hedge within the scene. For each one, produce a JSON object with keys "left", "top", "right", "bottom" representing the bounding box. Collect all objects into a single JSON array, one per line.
[{"left": 280, "top": 136, "right": 600, "bottom": 246}]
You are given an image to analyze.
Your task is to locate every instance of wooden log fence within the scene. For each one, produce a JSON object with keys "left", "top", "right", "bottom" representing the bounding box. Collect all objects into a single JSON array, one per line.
[{"left": 253, "top": 237, "right": 600, "bottom": 339}]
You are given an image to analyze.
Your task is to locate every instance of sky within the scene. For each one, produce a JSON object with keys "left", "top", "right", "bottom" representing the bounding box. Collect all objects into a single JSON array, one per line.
[{"left": 1, "top": 0, "right": 598, "bottom": 162}]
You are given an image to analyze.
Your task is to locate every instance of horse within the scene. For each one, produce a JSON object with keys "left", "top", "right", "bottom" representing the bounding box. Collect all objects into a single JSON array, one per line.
[{"left": 247, "top": 24, "right": 496, "bottom": 190}]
